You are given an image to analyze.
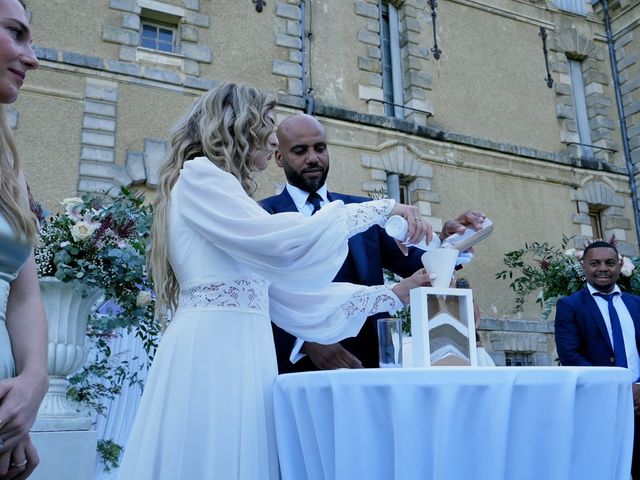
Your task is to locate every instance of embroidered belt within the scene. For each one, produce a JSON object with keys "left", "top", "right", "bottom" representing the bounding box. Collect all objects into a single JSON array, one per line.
[{"left": 178, "top": 277, "right": 269, "bottom": 315}]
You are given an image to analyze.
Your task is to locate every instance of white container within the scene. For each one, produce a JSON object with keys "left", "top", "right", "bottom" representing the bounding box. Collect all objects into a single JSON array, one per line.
[{"left": 384, "top": 215, "right": 438, "bottom": 251}]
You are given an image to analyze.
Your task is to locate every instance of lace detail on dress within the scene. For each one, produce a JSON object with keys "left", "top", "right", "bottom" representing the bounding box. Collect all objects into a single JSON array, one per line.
[
  {"left": 340, "top": 284, "right": 403, "bottom": 321},
  {"left": 345, "top": 199, "right": 395, "bottom": 236},
  {"left": 178, "top": 277, "right": 270, "bottom": 315}
]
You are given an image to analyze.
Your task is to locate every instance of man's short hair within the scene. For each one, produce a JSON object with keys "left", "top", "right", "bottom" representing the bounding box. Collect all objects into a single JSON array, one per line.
[{"left": 582, "top": 240, "right": 619, "bottom": 259}]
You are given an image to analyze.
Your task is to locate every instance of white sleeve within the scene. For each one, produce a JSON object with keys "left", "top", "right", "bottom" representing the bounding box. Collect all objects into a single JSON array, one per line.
[
  {"left": 344, "top": 200, "right": 395, "bottom": 236},
  {"left": 270, "top": 283, "right": 404, "bottom": 344},
  {"left": 173, "top": 157, "right": 395, "bottom": 292},
  {"left": 288, "top": 280, "right": 405, "bottom": 362}
]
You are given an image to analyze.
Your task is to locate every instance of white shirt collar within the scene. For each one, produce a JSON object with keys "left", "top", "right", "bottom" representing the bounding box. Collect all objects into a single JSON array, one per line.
[
  {"left": 284, "top": 183, "right": 329, "bottom": 211},
  {"left": 587, "top": 283, "right": 622, "bottom": 296}
]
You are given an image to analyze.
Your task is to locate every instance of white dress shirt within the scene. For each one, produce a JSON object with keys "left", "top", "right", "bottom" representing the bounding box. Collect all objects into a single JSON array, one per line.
[
  {"left": 587, "top": 283, "right": 640, "bottom": 380},
  {"left": 285, "top": 183, "right": 329, "bottom": 217},
  {"left": 285, "top": 183, "right": 330, "bottom": 364}
]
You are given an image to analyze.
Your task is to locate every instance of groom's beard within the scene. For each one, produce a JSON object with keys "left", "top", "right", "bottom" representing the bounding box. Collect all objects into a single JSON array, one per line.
[{"left": 283, "top": 163, "right": 329, "bottom": 194}]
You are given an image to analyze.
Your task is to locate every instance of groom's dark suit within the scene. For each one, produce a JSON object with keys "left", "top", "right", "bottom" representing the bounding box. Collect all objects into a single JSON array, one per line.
[
  {"left": 555, "top": 286, "right": 640, "bottom": 479},
  {"left": 261, "top": 189, "right": 424, "bottom": 373}
]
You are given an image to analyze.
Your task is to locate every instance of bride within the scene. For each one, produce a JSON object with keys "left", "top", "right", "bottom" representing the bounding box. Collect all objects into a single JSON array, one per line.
[{"left": 116, "top": 83, "right": 431, "bottom": 479}]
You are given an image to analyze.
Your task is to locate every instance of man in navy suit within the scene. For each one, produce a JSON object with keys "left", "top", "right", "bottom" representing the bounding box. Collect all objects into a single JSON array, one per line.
[
  {"left": 555, "top": 240, "right": 640, "bottom": 478},
  {"left": 261, "top": 113, "right": 479, "bottom": 373}
]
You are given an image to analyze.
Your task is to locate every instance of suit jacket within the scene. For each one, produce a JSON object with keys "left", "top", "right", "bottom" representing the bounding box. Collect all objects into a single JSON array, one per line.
[
  {"left": 555, "top": 286, "right": 640, "bottom": 370},
  {"left": 260, "top": 189, "right": 424, "bottom": 373}
]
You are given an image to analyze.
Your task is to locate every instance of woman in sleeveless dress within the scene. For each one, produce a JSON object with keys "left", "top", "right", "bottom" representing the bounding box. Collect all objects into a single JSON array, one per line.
[
  {"left": 0, "top": 1, "right": 48, "bottom": 478},
  {"left": 116, "top": 83, "right": 431, "bottom": 479}
]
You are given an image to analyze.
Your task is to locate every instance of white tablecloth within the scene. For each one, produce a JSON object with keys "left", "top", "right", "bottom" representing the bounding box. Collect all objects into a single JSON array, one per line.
[{"left": 273, "top": 367, "right": 633, "bottom": 480}]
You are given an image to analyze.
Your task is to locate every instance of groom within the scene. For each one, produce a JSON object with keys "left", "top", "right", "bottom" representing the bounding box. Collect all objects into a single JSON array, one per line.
[
  {"left": 260, "top": 113, "right": 426, "bottom": 373},
  {"left": 555, "top": 240, "right": 640, "bottom": 479}
]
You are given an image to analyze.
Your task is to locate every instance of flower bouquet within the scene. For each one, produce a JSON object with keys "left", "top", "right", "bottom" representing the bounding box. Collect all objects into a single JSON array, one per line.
[{"left": 34, "top": 187, "right": 159, "bottom": 413}]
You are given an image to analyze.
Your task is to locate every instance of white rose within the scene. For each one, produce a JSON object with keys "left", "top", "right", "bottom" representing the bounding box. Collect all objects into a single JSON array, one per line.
[
  {"left": 136, "top": 291, "right": 153, "bottom": 307},
  {"left": 70, "top": 221, "right": 93, "bottom": 242},
  {"left": 621, "top": 256, "right": 635, "bottom": 277},
  {"left": 564, "top": 248, "right": 577, "bottom": 257}
]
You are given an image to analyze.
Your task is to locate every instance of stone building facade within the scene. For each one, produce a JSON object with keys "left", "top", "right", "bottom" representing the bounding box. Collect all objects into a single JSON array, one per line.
[{"left": 16, "top": 0, "right": 640, "bottom": 366}]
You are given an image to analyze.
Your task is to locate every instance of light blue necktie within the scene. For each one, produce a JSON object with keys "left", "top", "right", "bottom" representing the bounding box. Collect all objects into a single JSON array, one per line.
[{"left": 595, "top": 292, "right": 628, "bottom": 368}]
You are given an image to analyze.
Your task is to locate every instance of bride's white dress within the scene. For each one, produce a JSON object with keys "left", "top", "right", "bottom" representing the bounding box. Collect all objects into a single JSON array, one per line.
[{"left": 116, "top": 158, "right": 404, "bottom": 480}]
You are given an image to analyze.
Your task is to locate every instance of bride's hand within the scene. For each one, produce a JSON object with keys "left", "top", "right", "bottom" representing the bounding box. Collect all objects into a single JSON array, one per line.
[
  {"left": 389, "top": 203, "right": 432, "bottom": 247},
  {"left": 391, "top": 268, "right": 432, "bottom": 305}
]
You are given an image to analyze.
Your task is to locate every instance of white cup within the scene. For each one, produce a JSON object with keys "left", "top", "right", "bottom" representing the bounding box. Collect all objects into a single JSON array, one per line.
[{"left": 421, "top": 248, "right": 459, "bottom": 289}]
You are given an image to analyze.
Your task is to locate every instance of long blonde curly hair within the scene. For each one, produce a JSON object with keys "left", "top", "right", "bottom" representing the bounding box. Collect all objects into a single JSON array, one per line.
[{"left": 148, "top": 83, "right": 277, "bottom": 322}]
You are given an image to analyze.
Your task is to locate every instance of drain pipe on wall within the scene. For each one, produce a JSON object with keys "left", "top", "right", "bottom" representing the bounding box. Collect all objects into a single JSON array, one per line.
[
  {"left": 300, "top": 1, "right": 315, "bottom": 114},
  {"left": 600, "top": 0, "right": 640, "bottom": 248}
]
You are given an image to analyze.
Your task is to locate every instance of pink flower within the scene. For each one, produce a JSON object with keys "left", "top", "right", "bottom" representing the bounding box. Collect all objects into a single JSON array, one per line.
[{"left": 61, "top": 197, "right": 85, "bottom": 220}]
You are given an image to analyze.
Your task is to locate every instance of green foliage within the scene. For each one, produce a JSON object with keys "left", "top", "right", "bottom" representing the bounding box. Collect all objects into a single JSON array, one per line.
[
  {"left": 496, "top": 235, "right": 640, "bottom": 318},
  {"left": 396, "top": 305, "right": 411, "bottom": 335},
  {"left": 96, "top": 439, "right": 123, "bottom": 473},
  {"left": 383, "top": 269, "right": 411, "bottom": 333}
]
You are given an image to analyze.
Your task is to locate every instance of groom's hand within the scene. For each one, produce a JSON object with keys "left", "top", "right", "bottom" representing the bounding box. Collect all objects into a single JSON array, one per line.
[{"left": 301, "top": 342, "right": 363, "bottom": 369}]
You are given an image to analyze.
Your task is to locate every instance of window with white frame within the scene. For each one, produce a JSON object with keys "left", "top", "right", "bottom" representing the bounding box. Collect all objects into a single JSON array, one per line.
[
  {"left": 139, "top": 9, "right": 179, "bottom": 54},
  {"left": 567, "top": 59, "right": 593, "bottom": 159},
  {"left": 380, "top": 2, "right": 404, "bottom": 119}
]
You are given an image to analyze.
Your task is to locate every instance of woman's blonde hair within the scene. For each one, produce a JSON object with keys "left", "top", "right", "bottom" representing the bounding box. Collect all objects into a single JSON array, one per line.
[
  {"left": 0, "top": 104, "right": 37, "bottom": 244},
  {"left": 148, "top": 83, "right": 277, "bottom": 322}
]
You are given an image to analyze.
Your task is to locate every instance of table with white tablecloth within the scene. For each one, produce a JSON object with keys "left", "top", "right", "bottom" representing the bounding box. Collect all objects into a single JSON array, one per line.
[{"left": 273, "top": 367, "right": 633, "bottom": 480}]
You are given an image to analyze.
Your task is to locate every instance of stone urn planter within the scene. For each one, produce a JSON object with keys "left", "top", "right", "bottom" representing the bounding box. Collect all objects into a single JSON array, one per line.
[{"left": 33, "top": 277, "right": 102, "bottom": 431}]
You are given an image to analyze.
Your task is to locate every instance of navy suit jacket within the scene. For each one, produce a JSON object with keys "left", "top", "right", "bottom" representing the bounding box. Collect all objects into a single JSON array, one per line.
[
  {"left": 260, "top": 189, "right": 424, "bottom": 373},
  {"left": 555, "top": 286, "right": 640, "bottom": 371}
]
